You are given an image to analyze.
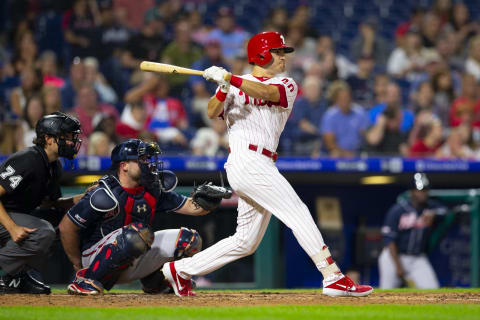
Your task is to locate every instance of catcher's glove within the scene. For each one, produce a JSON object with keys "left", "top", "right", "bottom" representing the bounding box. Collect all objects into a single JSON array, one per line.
[{"left": 191, "top": 182, "right": 232, "bottom": 211}]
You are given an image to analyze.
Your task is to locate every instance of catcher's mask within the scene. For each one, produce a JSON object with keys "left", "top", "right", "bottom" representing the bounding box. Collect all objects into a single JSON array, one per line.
[
  {"left": 111, "top": 139, "right": 163, "bottom": 183},
  {"left": 137, "top": 140, "right": 163, "bottom": 177}
]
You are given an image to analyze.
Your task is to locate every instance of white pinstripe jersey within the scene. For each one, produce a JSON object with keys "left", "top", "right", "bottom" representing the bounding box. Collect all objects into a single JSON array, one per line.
[{"left": 222, "top": 74, "right": 298, "bottom": 151}]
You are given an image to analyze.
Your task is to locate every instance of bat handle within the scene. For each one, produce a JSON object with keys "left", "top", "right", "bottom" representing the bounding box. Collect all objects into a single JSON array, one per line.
[{"left": 224, "top": 72, "right": 232, "bottom": 82}]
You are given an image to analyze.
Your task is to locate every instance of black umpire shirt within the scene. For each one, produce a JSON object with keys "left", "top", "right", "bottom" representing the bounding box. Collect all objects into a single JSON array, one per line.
[{"left": 0, "top": 146, "right": 62, "bottom": 214}]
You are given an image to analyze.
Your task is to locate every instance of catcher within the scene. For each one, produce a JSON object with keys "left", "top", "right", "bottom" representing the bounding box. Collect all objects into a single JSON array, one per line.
[{"left": 59, "top": 139, "right": 231, "bottom": 295}]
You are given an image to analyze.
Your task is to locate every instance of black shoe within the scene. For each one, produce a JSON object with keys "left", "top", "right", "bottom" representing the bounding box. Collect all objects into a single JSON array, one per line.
[
  {"left": 19, "top": 269, "right": 51, "bottom": 294},
  {"left": 0, "top": 274, "right": 22, "bottom": 294},
  {"left": 141, "top": 269, "right": 171, "bottom": 294},
  {"left": 141, "top": 269, "right": 197, "bottom": 294}
]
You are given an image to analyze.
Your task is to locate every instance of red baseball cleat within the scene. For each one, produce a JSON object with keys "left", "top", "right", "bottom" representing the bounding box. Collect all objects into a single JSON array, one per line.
[
  {"left": 323, "top": 274, "right": 373, "bottom": 297},
  {"left": 162, "top": 262, "right": 196, "bottom": 297}
]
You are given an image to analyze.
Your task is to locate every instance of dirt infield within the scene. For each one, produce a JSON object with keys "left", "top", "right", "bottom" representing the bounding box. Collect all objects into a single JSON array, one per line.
[{"left": 0, "top": 290, "right": 479, "bottom": 307}]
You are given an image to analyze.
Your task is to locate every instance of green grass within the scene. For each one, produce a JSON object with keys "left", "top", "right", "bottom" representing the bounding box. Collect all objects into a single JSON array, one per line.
[
  {"left": 2, "top": 289, "right": 479, "bottom": 320},
  {"left": 1, "top": 305, "right": 478, "bottom": 320}
]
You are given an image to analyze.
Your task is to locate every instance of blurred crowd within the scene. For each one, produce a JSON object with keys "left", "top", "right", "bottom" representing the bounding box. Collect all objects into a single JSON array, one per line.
[{"left": 1, "top": 0, "right": 480, "bottom": 159}]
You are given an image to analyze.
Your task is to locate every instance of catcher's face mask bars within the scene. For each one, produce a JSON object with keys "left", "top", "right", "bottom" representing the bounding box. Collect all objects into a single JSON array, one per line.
[{"left": 138, "top": 142, "right": 163, "bottom": 176}]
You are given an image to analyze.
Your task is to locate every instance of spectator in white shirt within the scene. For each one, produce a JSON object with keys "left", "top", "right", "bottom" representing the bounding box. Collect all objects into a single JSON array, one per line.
[{"left": 465, "top": 35, "right": 480, "bottom": 81}]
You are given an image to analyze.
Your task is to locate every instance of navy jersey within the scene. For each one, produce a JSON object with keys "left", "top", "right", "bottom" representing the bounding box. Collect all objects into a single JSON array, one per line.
[
  {"left": 0, "top": 146, "right": 62, "bottom": 213},
  {"left": 67, "top": 175, "right": 186, "bottom": 252},
  {"left": 381, "top": 198, "right": 447, "bottom": 255}
]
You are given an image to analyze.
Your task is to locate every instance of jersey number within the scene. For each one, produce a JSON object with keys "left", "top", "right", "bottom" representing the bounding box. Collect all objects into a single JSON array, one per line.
[{"left": 0, "top": 165, "right": 23, "bottom": 189}]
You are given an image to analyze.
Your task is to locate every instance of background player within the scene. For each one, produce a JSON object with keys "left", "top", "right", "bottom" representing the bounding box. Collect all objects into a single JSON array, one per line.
[
  {"left": 59, "top": 139, "right": 231, "bottom": 295},
  {"left": 0, "top": 112, "right": 83, "bottom": 294},
  {"left": 162, "top": 31, "right": 373, "bottom": 297},
  {"left": 379, "top": 173, "right": 446, "bottom": 289}
]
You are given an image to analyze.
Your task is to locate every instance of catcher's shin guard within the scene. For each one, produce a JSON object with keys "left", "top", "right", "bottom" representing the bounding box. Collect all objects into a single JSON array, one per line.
[
  {"left": 85, "top": 223, "right": 154, "bottom": 290},
  {"left": 174, "top": 227, "right": 202, "bottom": 260}
]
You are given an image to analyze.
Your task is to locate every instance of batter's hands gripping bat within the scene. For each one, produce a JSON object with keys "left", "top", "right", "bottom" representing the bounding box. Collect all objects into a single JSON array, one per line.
[{"left": 140, "top": 61, "right": 230, "bottom": 81}]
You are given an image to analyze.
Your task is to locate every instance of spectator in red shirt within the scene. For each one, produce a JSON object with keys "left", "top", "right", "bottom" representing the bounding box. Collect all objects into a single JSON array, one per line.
[
  {"left": 395, "top": 7, "right": 426, "bottom": 46},
  {"left": 116, "top": 100, "right": 147, "bottom": 139},
  {"left": 410, "top": 117, "right": 443, "bottom": 157},
  {"left": 73, "top": 85, "right": 119, "bottom": 140},
  {"left": 449, "top": 73, "right": 480, "bottom": 128},
  {"left": 124, "top": 74, "right": 190, "bottom": 149}
]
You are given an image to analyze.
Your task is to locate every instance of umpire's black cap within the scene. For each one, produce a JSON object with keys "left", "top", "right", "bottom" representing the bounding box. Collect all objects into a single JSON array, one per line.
[{"left": 411, "top": 172, "right": 430, "bottom": 191}]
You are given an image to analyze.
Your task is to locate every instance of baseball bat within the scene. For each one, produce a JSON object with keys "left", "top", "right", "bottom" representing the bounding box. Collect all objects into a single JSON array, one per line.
[{"left": 140, "top": 61, "right": 204, "bottom": 76}]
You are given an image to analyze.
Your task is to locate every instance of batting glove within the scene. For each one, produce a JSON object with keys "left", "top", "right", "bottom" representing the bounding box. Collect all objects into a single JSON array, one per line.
[{"left": 203, "top": 66, "right": 228, "bottom": 84}]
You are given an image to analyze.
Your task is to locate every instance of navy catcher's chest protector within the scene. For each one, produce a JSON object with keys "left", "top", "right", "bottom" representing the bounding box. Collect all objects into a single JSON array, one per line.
[{"left": 98, "top": 175, "right": 157, "bottom": 236}]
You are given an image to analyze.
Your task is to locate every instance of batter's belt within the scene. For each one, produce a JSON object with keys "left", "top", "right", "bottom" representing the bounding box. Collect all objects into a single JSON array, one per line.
[{"left": 229, "top": 143, "right": 278, "bottom": 162}]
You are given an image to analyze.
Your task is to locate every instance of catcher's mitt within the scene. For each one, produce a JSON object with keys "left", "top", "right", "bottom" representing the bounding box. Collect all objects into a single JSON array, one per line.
[{"left": 191, "top": 182, "right": 232, "bottom": 211}]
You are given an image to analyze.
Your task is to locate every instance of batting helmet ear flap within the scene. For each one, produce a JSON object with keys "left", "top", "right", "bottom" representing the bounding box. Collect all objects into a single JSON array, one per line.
[{"left": 254, "top": 50, "right": 273, "bottom": 66}]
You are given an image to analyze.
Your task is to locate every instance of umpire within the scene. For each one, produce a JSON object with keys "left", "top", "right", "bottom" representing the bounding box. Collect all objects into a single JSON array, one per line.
[
  {"left": 0, "top": 112, "right": 83, "bottom": 294},
  {"left": 378, "top": 173, "right": 447, "bottom": 289}
]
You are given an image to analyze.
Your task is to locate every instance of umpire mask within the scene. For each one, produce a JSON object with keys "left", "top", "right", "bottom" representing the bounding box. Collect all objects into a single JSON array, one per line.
[
  {"left": 56, "top": 133, "right": 82, "bottom": 160},
  {"left": 36, "top": 112, "right": 82, "bottom": 160}
]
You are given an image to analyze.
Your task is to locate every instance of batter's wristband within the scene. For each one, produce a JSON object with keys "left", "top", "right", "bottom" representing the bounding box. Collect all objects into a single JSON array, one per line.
[
  {"left": 230, "top": 75, "right": 243, "bottom": 88},
  {"left": 216, "top": 90, "right": 227, "bottom": 101}
]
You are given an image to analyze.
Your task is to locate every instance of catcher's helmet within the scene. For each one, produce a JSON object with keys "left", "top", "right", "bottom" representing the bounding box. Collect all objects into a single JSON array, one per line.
[
  {"left": 35, "top": 112, "right": 82, "bottom": 159},
  {"left": 247, "top": 31, "right": 294, "bottom": 66},
  {"left": 412, "top": 172, "right": 430, "bottom": 191},
  {"left": 111, "top": 139, "right": 163, "bottom": 174},
  {"left": 111, "top": 139, "right": 161, "bottom": 163}
]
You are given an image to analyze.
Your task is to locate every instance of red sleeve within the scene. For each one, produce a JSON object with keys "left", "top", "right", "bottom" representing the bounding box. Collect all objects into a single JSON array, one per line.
[
  {"left": 270, "top": 84, "right": 288, "bottom": 108},
  {"left": 62, "top": 10, "right": 73, "bottom": 30},
  {"left": 449, "top": 99, "right": 462, "bottom": 127},
  {"left": 409, "top": 140, "right": 426, "bottom": 156},
  {"left": 116, "top": 123, "right": 140, "bottom": 139}
]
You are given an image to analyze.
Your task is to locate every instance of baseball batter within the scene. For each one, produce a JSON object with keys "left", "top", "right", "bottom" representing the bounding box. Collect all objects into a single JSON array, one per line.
[{"left": 162, "top": 32, "right": 373, "bottom": 297}]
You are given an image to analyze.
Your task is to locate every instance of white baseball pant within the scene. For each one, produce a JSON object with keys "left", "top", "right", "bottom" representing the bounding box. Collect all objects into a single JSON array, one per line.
[
  {"left": 175, "top": 138, "right": 326, "bottom": 279},
  {"left": 378, "top": 247, "right": 440, "bottom": 289}
]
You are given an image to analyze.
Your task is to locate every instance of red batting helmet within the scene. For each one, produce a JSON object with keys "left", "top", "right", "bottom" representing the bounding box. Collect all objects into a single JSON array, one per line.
[{"left": 247, "top": 31, "right": 294, "bottom": 66}]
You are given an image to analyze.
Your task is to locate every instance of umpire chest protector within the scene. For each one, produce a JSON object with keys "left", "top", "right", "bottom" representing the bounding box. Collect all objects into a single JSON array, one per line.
[{"left": 91, "top": 175, "right": 158, "bottom": 236}]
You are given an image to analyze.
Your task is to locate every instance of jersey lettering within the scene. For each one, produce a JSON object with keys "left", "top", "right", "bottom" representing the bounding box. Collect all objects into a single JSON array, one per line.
[
  {"left": 280, "top": 78, "right": 295, "bottom": 92},
  {"left": 9, "top": 176, "right": 23, "bottom": 189},
  {"left": 0, "top": 165, "right": 23, "bottom": 189},
  {"left": 239, "top": 93, "right": 275, "bottom": 108},
  {"left": 239, "top": 91, "right": 249, "bottom": 105},
  {"left": 0, "top": 165, "right": 15, "bottom": 179},
  {"left": 398, "top": 212, "right": 426, "bottom": 230}
]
